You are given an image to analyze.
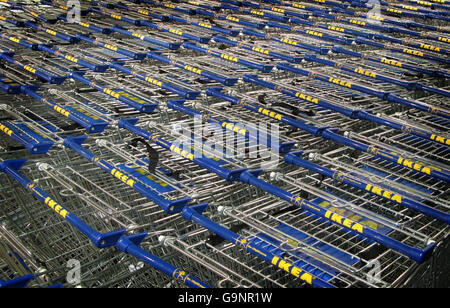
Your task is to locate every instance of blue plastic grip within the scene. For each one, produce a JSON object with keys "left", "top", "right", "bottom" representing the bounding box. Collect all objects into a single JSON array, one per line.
[
  {"left": 147, "top": 52, "right": 238, "bottom": 86},
  {"left": 238, "top": 171, "right": 436, "bottom": 263},
  {"left": 182, "top": 205, "right": 335, "bottom": 288},
  {"left": 285, "top": 152, "right": 450, "bottom": 224},
  {"left": 0, "top": 159, "right": 126, "bottom": 248},
  {"left": 0, "top": 54, "right": 66, "bottom": 85},
  {"left": 0, "top": 274, "right": 34, "bottom": 288},
  {"left": 21, "top": 86, "right": 110, "bottom": 133},
  {"left": 183, "top": 42, "right": 273, "bottom": 72},
  {"left": 76, "top": 35, "right": 146, "bottom": 60},
  {"left": 70, "top": 73, "right": 158, "bottom": 113},
  {"left": 37, "top": 45, "right": 109, "bottom": 73},
  {"left": 118, "top": 119, "right": 247, "bottom": 182},
  {"left": 116, "top": 233, "right": 210, "bottom": 288},
  {"left": 109, "top": 62, "right": 199, "bottom": 99},
  {"left": 109, "top": 26, "right": 181, "bottom": 50},
  {"left": 64, "top": 136, "right": 192, "bottom": 213}
]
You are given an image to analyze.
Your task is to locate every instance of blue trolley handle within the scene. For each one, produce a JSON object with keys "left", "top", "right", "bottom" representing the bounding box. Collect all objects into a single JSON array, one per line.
[
  {"left": 20, "top": 85, "right": 109, "bottom": 133},
  {"left": 63, "top": 136, "right": 191, "bottom": 213},
  {"left": 331, "top": 46, "right": 442, "bottom": 78},
  {"left": 277, "top": 62, "right": 388, "bottom": 99},
  {"left": 116, "top": 233, "right": 210, "bottom": 288},
  {"left": 76, "top": 35, "right": 146, "bottom": 60},
  {"left": 295, "top": 28, "right": 353, "bottom": 45},
  {"left": 109, "top": 26, "right": 181, "bottom": 50},
  {"left": 37, "top": 44, "right": 109, "bottom": 72},
  {"left": 183, "top": 42, "right": 273, "bottom": 72},
  {"left": 385, "top": 94, "right": 450, "bottom": 120},
  {"left": 167, "top": 100, "right": 295, "bottom": 153},
  {"left": 21, "top": 7, "right": 55, "bottom": 23},
  {"left": 304, "top": 53, "right": 450, "bottom": 97},
  {"left": 321, "top": 129, "right": 450, "bottom": 183},
  {"left": 216, "top": 14, "right": 266, "bottom": 29},
  {"left": 109, "top": 62, "right": 199, "bottom": 99},
  {"left": 140, "top": 21, "right": 210, "bottom": 44},
  {"left": 303, "top": 54, "right": 414, "bottom": 89},
  {"left": 415, "top": 83, "right": 450, "bottom": 98},
  {"left": 24, "top": 21, "right": 76, "bottom": 43},
  {"left": 244, "top": 73, "right": 450, "bottom": 148},
  {"left": 169, "top": 15, "right": 239, "bottom": 36},
  {"left": 0, "top": 119, "right": 53, "bottom": 154},
  {"left": 0, "top": 54, "right": 66, "bottom": 85},
  {"left": 239, "top": 171, "right": 436, "bottom": 263},
  {"left": 243, "top": 74, "right": 358, "bottom": 118},
  {"left": 357, "top": 110, "right": 450, "bottom": 147},
  {"left": 89, "top": 7, "right": 141, "bottom": 25},
  {"left": 0, "top": 274, "right": 34, "bottom": 288},
  {"left": 148, "top": 52, "right": 238, "bottom": 86},
  {"left": 182, "top": 204, "right": 335, "bottom": 288},
  {"left": 212, "top": 35, "right": 301, "bottom": 63},
  {"left": 58, "top": 16, "right": 111, "bottom": 34},
  {"left": 118, "top": 119, "right": 247, "bottom": 181},
  {"left": 0, "top": 159, "right": 126, "bottom": 248},
  {"left": 285, "top": 152, "right": 450, "bottom": 224},
  {"left": 69, "top": 73, "right": 158, "bottom": 113},
  {"left": 205, "top": 87, "right": 326, "bottom": 136}
]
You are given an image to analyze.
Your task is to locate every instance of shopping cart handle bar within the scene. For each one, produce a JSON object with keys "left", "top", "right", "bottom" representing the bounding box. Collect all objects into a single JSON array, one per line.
[
  {"left": 212, "top": 36, "right": 302, "bottom": 63},
  {"left": 109, "top": 62, "right": 199, "bottom": 99},
  {"left": 183, "top": 42, "right": 274, "bottom": 72},
  {"left": 58, "top": 16, "right": 112, "bottom": 34},
  {"left": 169, "top": 15, "right": 240, "bottom": 37},
  {"left": 70, "top": 73, "right": 158, "bottom": 113},
  {"left": 330, "top": 46, "right": 445, "bottom": 78},
  {"left": 245, "top": 73, "right": 450, "bottom": 149},
  {"left": 285, "top": 152, "right": 450, "bottom": 224},
  {"left": 0, "top": 120, "right": 54, "bottom": 154},
  {"left": 386, "top": 94, "right": 450, "bottom": 120},
  {"left": 277, "top": 63, "right": 387, "bottom": 99},
  {"left": 216, "top": 14, "right": 266, "bottom": 29},
  {"left": 206, "top": 88, "right": 326, "bottom": 136},
  {"left": 118, "top": 118, "right": 247, "bottom": 182},
  {"left": 182, "top": 204, "right": 335, "bottom": 288},
  {"left": 140, "top": 21, "right": 211, "bottom": 44},
  {"left": 64, "top": 136, "right": 191, "bottom": 213},
  {"left": 148, "top": 52, "right": 238, "bottom": 86},
  {"left": 0, "top": 159, "right": 126, "bottom": 248},
  {"left": 167, "top": 100, "right": 295, "bottom": 153},
  {"left": 321, "top": 129, "right": 450, "bottom": 183},
  {"left": 242, "top": 8, "right": 291, "bottom": 23},
  {"left": 116, "top": 233, "right": 210, "bottom": 288},
  {"left": 0, "top": 53, "right": 67, "bottom": 85},
  {"left": 0, "top": 274, "right": 34, "bottom": 289},
  {"left": 89, "top": 7, "right": 142, "bottom": 26},
  {"left": 24, "top": 21, "right": 77, "bottom": 43},
  {"left": 243, "top": 74, "right": 359, "bottom": 118},
  {"left": 0, "top": 75, "right": 22, "bottom": 94},
  {"left": 37, "top": 44, "right": 109, "bottom": 73},
  {"left": 109, "top": 26, "right": 181, "bottom": 50},
  {"left": 357, "top": 110, "right": 450, "bottom": 147},
  {"left": 76, "top": 34, "right": 147, "bottom": 60},
  {"left": 21, "top": 86, "right": 110, "bottom": 133},
  {"left": 303, "top": 54, "right": 415, "bottom": 90},
  {"left": 238, "top": 170, "right": 436, "bottom": 263}
]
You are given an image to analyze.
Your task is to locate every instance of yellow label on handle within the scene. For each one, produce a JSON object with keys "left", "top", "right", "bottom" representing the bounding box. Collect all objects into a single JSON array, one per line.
[
  {"left": 184, "top": 65, "right": 203, "bottom": 74},
  {"left": 44, "top": 197, "right": 69, "bottom": 219},
  {"left": 354, "top": 68, "right": 376, "bottom": 78},
  {"left": 329, "top": 77, "right": 352, "bottom": 88},
  {"left": 111, "top": 169, "right": 136, "bottom": 188},
  {"left": 0, "top": 122, "right": 12, "bottom": 136}
]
